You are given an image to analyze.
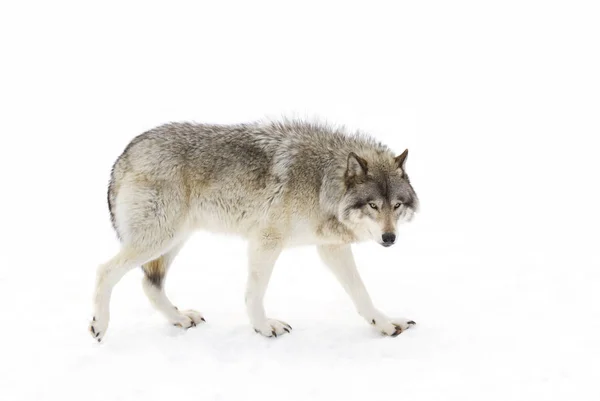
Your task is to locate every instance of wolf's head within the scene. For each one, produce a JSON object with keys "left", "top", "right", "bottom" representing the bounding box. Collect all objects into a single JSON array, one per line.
[{"left": 338, "top": 149, "right": 419, "bottom": 247}]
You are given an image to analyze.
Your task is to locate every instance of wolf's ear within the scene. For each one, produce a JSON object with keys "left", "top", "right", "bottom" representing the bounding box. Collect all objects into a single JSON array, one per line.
[
  {"left": 395, "top": 149, "right": 409, "bottom": 171},
  {"left": 346, "top": 152, "right": 368, "bottom": 180}
]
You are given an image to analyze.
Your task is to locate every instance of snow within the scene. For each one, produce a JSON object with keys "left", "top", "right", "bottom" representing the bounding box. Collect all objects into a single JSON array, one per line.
[{"left": 1, "top": 1, "right": 599, "bottom": 400}]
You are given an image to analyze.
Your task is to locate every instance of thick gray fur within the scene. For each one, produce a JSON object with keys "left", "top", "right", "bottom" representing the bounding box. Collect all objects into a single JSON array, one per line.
[{"left": 90, "top": 119, "right": 419, "bottom": 341}]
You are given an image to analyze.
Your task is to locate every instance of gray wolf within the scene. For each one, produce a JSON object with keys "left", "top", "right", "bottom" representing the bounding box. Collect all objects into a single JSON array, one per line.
[{"left": 89, "top": 120, "right": 419, "bottom": 341}]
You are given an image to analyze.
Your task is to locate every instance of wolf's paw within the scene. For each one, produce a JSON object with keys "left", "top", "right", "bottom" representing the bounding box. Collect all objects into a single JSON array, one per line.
[
  {"left": 89, "top": 315, "right": 108, "bottom": 342},
  {"left": 371, "top": 317, "right": 416, "bottom": 337},
  {"left": 253, "top": 319, "right": 292, "bottom": 338},
  {"left": 171, "top": 309, "right": 206, "bottom": 329}
]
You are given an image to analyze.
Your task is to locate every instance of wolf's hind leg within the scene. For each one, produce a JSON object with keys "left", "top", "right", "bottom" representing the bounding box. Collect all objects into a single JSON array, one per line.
[
  {"left": 90, "top": 246, "right": 169, "bottom": 342},
  {"left": 142, "top": 242, "right": 205, "bottom": 329},
  {"left": 91, "top": 177, "right": 190, "bottom": 341},
  {"left": 245, "top": 234, "right": 291, "bottom": 337}
]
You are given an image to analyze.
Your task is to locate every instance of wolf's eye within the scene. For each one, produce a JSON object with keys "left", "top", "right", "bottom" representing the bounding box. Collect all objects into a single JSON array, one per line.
[
  {"left": 368, "top": 202, "right": 378, "bottom": 210},
  {"left": 394, "top": 202, "right": 403, "bottom": 209}
]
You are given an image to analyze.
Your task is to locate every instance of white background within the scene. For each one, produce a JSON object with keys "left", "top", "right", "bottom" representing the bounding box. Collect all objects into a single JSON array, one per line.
[{"left": 1, "top": 1, "right": 599, "bottom": 400}]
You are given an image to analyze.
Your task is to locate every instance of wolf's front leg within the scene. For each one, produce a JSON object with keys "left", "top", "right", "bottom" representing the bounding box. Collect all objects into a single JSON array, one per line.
[
  {"left": 245, "top": 235, "right": 292, "bottom": 337},
  {"left": 317, "top": 244, "right": 415, "bottom": 337}
]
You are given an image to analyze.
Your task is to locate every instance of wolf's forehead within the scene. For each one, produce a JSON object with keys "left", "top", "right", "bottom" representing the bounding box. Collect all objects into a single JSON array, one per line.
[
  {"left": 370, "top": 169, "right": 397, "bottom": 192},
  {"left": 372, "top": 173, "right": 412, "bottom": 201}
]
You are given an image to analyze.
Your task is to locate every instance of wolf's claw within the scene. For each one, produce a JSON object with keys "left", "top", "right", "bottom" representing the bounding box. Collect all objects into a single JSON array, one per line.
[
  {"left": 89, "top": 315, "right": 107, "bottom": 343},
  {"left": 171, "top": 309, "right": 205, "bottom": 329},
  {"left": 253, "top": 319, "right": 292, "bottom": 337},
  {"left": 372, "top": 317, "right": 416, "bottom": 337},
  {"left": 391, "top": 324, "right": 404, "bottom": 337}
]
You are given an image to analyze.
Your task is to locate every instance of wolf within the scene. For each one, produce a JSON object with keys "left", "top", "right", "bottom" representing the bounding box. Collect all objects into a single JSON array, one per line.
[{"left": 89, "top": 120, "right": 419, "bottom": 342}]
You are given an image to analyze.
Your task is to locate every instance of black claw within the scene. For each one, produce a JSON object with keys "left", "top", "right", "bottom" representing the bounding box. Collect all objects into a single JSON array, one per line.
[
  {"left": 271, "top": 330, "right": 277, "bottom": 338},
  {"left": 391, "top": 329, "right": 402, "bottom": 337},
  {"left": 390, "top": 324, "right": 404, "bottom": 337},
  {"left": 407, "top": 320, "right": 416, "bottom": 325},
  {"left": 201, "top": 317, "right": 206, "bottom": 322},
  {"left": 97, "top": 338, "right": 101, "bottom": 343},
  {"left": 190, "top": 321, "right": 196, "bottom": 328},
  {"left": 95, "top": 332, "right": 100, "bottom": 338},
  {"left": 90, "top": 325, "right": 95, "bottom": 335},
  {"left": 255, "top": 329, "right": 259, "bottom": 334},
  {"left": 92, "top": 316, "right": 96, "bottom": 321},
  {"left": 371, "top": 319, "right": 376, "bottom": 325},
  {"left": 284, "top": 327, "right": 290, "bottom": 333}
]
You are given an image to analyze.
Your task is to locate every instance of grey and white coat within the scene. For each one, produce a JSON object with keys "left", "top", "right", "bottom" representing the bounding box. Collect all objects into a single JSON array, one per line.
[{"left": 90, "top": 120, "right": 419, "bottom": 341}]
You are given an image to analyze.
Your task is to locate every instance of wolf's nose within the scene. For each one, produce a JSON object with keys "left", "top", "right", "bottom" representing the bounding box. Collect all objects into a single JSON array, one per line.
[{"left": 382, "top": 233, "right": 396, "bottom": 245}]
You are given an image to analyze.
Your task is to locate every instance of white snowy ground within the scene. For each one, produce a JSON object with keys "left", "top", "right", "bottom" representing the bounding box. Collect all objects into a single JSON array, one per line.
[{"left": 1, "top": 1, "right": 599, "bottom": 400}]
